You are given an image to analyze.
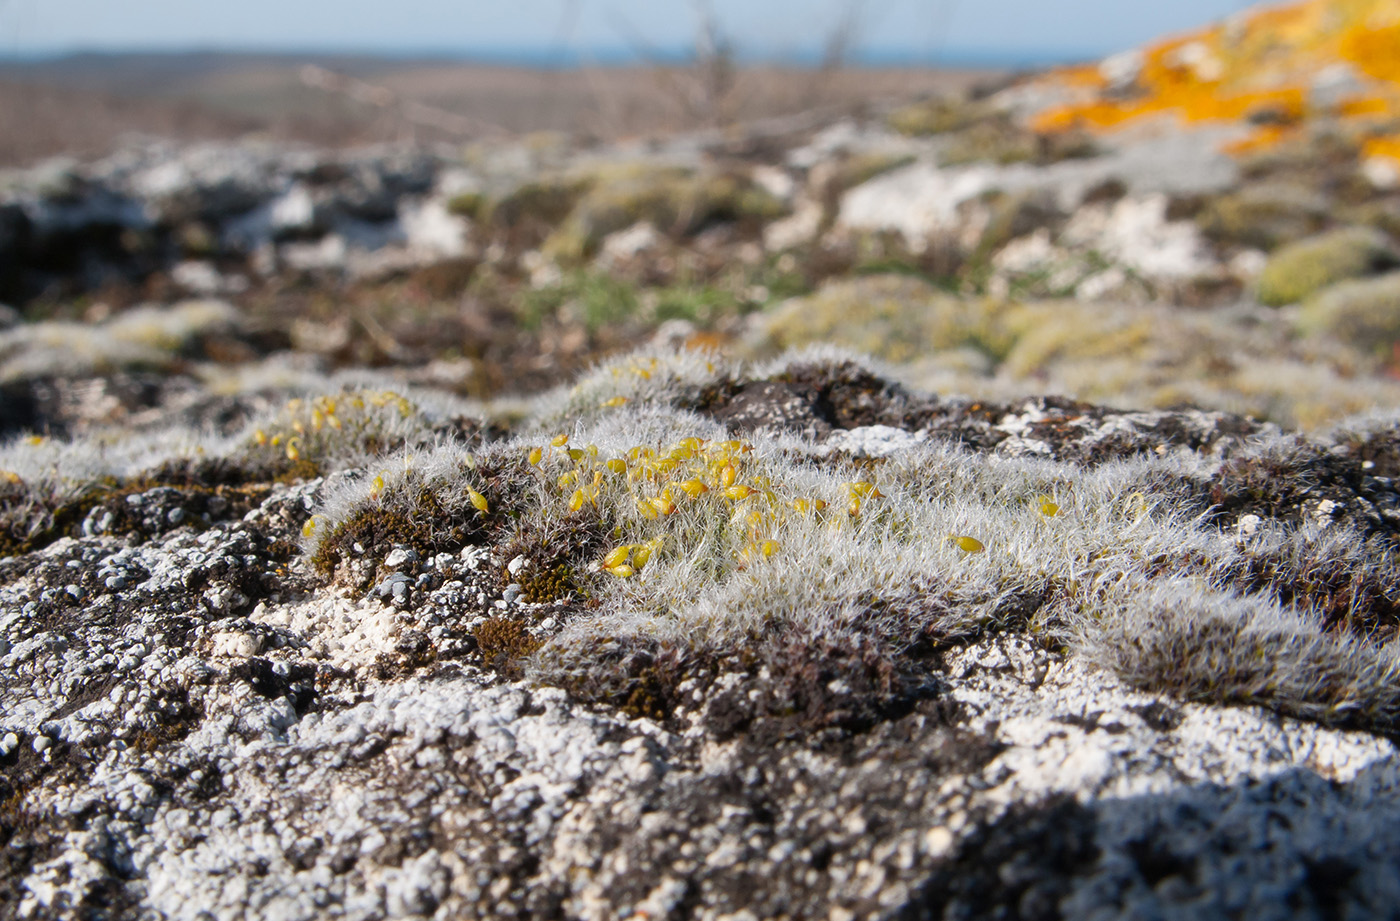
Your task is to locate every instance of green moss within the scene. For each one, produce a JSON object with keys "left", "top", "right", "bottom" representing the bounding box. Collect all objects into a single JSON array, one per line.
[
  {"left": 831, "top": 152, "right": 917, "bottom": 193},
  {"left": 888, "top": 95, "right": 990, "bottom": 137},
  {"left": 968, "top": 190, "right": 1064, "bottom": 268},
  {"left": 1297, "top": 270, "right": 1400, "bottom": 359},
  {"left": 760, "top": 274, "right": 1016, "bottom": 365},
  {"left": 652, "top": 285, "right": 741, "bottom": 326},
  {"left": 542, "top": 165, "right": 786, "bottom": 262},
  {"left": 939, "top": 118, "right": 1097, "bottom": 168},
  {"left": 445, "top": 190, "right": 486, "bottom": 221},
  {"left": 1196, "top": 182, "right": 1331, "bottom": 251},
  {"left": 519, "top": 271, "right": 640, "bottom": 333},
  {"left": 1255, "top": 227, "right": 1395, "bottom": 306},
  {"left": 484, "top": 176, "right": 591, "bottom": 230}
]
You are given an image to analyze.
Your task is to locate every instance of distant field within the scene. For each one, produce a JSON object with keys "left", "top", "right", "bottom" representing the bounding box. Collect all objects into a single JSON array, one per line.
[{"left": 0, "top": 52, "right": 1006, "bottom": 165}]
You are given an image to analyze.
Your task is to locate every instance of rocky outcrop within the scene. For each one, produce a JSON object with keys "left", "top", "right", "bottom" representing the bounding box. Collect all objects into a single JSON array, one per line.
[{"left": 3, "top": 350, "right": 1399, "bottom": 919}]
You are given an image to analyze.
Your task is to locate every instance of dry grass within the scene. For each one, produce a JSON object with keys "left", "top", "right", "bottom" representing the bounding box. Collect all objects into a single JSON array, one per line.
[{"left": 0, "top": 56, "right": 1002, "bottom": 167}]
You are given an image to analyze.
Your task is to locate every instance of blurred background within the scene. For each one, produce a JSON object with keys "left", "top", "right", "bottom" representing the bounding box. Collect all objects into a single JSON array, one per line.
[
  {"left": 6, "top": 0, "right": 1400, "bottom": 437},
  {"left": 0, "top": 0, "right": 1254, "bottom": 163}
]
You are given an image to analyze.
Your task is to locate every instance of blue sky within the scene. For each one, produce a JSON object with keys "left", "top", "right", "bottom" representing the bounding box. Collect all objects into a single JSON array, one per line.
[{"left": 0, "top": 0, "right": 1264, "bottom": 63}]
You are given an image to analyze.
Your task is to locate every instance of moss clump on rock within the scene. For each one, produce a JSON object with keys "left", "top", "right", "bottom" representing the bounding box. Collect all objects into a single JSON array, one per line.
[
  {"left": 759, "top": 274, "right": 1016, "bottom": 366},
  {"left": 543, "top": 165, "right": 787, "bottom": 262},
  {"left": 1196, "top": 181, "right": 1331, "bottom": 251},
  {"left": 1256, "top": 226, "right": 1396, "bottom": 306},
  {"left": 306, "top": 448, "right": 525, "bottom": 590},
  {"left": 939, "top": 117, "right": 1097, "bottom": 168},
  {"left": 1298, "top": 270, "right": 1400, "bottom": 359},
  {"left": 888, "top": 95, "right": 991, "bottom": 137}
]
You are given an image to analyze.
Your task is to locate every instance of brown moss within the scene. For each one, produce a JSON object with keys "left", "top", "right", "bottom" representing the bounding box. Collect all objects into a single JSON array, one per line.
[
  {"left": 474, "top": 617, "right": 544, "bottom": 674},
  {"left": 517, "top": 564, "right": 578, "bottom": 605},
  {"left": 311, "top": 485, "right": 487, "bottom": 587}
]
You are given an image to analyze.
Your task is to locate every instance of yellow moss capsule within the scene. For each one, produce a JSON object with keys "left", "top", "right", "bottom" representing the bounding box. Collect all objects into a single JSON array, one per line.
[
  {"left": 1, "top": 471, "right": 20, "bottom": 485},
  {"left": 1038, "top": 496, "right": 1060, "bottom": 517},
  {"left": 271, "top": 434, "right": 283, "bottom": 447},
  {"left": 637, "top": 498, "right": 659, "bottom": 520},
  {"left": 602, "top": 396, "right": 629, "bottom": 408},
  {"left": 678, "top": 478, "right": 708, "bottom": 499},
  {"left": 568, "top": 488, "right": 586, "bottom": 512},
  {"left": 528, "top": 447, "right": 543, "bottom": 466},
  {"left": 468, "top": 488, "right": 490, "bottom": 514},
  {"left": 951, "top": 535, "right": 985, "bottom": 553},
  {"left": 253, "top": 429, "right": 268, "bottom": 446},
  {"left": 719, "top": 465, "right": 738, "bottom": 488},
  {"left": 301, "top": 516, "right": 319, "bottom": 538},
  {"left": 327, "top": 414, "right": 341, "bottom": 430},
  {"left": 792, "top": 498, "right": 810, "bottom": 513},
  {"left": 370, "top": 474, "right": 385, "bottom": 499},
  {"left": 649, "top": 494, "right": 676, "bottom": 516},
  {"left": 551, "top": 433, "right": 570, "bottom": 447},
  {"left": 286, "top": 440, "right": 301, "bottom": 461},
  {"left": 606, "top": 458, "right": 627, "bottom": 475},
  {"left": 679, "top": 437, "right": 704, "bottom": 453},
  {"left": 632, "top": 541, "right": 657, "bottom": 570},
  {"left": 566, "top": 448, "right": 584, "bottom": 462},
  {"left": 760, "top": 539, "right": 780, "bottom": 558},
  {"left": 724, "top": 485, "right": 754, "bottom": 501},
  {"left": 848, "top": 481, "right": 883, "bottom": 498},
  {"left": 608, "top": 564, "right": 636, "bottom": 578},
  {"left": 558, "top": 470, "right": 579, "bottom": 489},
  {"left": 603, "top": 545, "right": 633, "bottom": 569},
  {"left": 311, "top": 409, "right": 325, "bottom": 431},
  {"left": 813, "top": 499, "right": 828, "bottom": 512},
  {"left": 848, "top": 497, "right": 861, "bottom": 516}
]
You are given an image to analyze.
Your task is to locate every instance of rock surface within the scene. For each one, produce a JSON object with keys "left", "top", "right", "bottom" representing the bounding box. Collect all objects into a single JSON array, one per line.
[{"left": 2, "top": 351, "right": 1399, "bottom": 920}]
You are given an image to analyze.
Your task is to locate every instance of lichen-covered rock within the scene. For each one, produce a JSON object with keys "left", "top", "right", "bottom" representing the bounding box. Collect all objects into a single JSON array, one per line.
[
  {"left": 1256, "top": 225, "right": 1396, "bottom": 306},
  {"left": 3, "top": 349, "right": 1400, "bottom": 918}
]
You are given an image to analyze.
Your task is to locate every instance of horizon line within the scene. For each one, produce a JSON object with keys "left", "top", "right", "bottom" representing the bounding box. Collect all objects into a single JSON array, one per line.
[{"left": 0, "top": 43, "right": 1101, "bottom": 70}]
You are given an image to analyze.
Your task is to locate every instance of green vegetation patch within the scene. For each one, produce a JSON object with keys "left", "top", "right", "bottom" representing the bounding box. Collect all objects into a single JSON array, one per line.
[
  {"left": 1298, "top": 270, "right": 1400, "bottom": 360},
  {"left": 1256, "top": 226, "right": 1396, "bottom": 306},
  {"left": 1197, "top": 181, "right": 1331, "bottom": 251},
  {"left": 543, "top": 164, "right": 787, "bottom": 262}
]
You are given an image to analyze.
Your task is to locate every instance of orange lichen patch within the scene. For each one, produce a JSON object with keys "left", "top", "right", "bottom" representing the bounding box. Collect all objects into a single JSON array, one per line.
[
  {"left": 1362, "top": 134, "right": 1400, "bottom": 164},
  {"left": 1338, "top": 93, "right": 1397, "bottom": 117},
  {"left": 1340, "top": 19, "right": 1400, "bottom": 83},
  {"left": 1222, "top": 125, "right": 1293, "bottom": 156},
  {"left": 1031, "top": 0, "right": 1400, "bottom": 156}
]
